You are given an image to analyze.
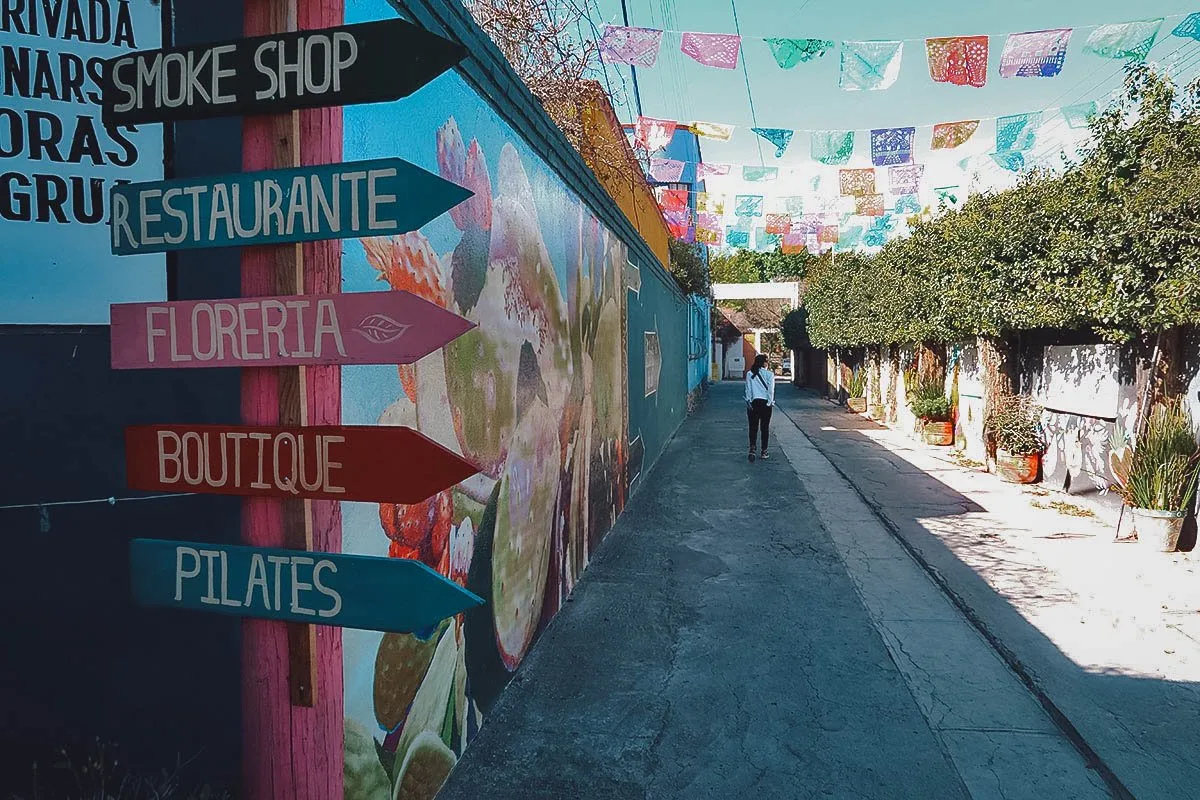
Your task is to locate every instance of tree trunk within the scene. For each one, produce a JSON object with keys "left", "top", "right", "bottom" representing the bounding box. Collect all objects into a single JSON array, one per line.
[
  {"left": 979, "top": 334, "right": 1018, "bottom": 461},
  {"left": 886, "top": 346, "right": 900, "bottom": 422},
  {"left": 917, "top": 341, "right": 946, "bottom": 383},
  {"left": 1155, "top": 327, "right": 1184, "bottom": 405},
  {"left": 868, "top": 346, "right": 882, "bottom": 407}
]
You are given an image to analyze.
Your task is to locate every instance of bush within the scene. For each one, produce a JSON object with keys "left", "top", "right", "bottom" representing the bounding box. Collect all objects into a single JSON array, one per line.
[
  {"left": 803, "top": 66, "right": 1200, "bottom": 349},
  {"left": 780, "top": 307, "right": 810, "bottom": 352},
  {"left": 668, "top": 238, "right": 712, "bottom": 298},
  {"left": 13, "top": 740, "right": 231, "bottom": 800},
  {"left": 987, "top": 394, "right": 1045, "bottom": 456},
  {"left": 1122, "top": 401, "right": 1200, "bottom": 512},
  {"left": 907, "top": 374, "right": 950, "bottom": 421}
]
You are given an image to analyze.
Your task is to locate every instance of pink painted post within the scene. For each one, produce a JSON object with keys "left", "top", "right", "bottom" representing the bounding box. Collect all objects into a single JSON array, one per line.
[{"left": 240, "top": 0, "right": 344, "bottom": 797}]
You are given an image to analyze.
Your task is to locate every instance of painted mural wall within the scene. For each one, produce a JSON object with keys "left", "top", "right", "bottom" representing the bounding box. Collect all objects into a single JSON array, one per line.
[{"left": 339, "top": 3, "right": 687, "bottom": 797}]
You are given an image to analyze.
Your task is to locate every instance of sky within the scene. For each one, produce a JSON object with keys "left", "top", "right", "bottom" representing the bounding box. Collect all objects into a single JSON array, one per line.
[{"left": 584, "top": 0, "right": 1200, "bottom": 232}]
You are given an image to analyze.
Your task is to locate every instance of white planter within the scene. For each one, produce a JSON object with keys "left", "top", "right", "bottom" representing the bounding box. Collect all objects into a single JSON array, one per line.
[{"left": 1131, "top": 508, "right": 1186, "bottom": 552}]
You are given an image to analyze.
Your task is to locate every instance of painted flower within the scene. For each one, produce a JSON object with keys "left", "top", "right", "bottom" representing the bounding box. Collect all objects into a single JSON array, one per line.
[
  {"left": 363, "top": 232, "right": 450, "bottom": 401},
  {"left": 489, "top": 144, "right": 567, "bottom": 351},
  {"left": 437, "top": 117, "right": 493, "bottom": 232},
  {"left": 380, "top": 490, "right": 453, "bottom": 571},
  {"left": 449, "top": 518, "right": 474, "bottom": 585}
]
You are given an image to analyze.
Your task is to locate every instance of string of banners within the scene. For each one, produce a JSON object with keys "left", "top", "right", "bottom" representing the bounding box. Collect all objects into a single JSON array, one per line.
[
  {"left": 637, "top": 101, "right": 1097, "bottom": 164},
  {"left": 659, "top": 182, "right": 966, "bottom": 251},
  {"left": 601, "top": 14, "right": 1200, "bottom": 88}
]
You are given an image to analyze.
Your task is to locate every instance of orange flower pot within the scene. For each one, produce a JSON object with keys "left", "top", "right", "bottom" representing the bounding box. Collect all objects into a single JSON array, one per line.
[
  {"left": 848, "top": 398, "right": 867, "bottom": 413},
  {"left": 996, "top": 449, "right": 1040, "bottom": 484},
  {"left": 921, "top": 420, "right": 954, "bottom": 446}
]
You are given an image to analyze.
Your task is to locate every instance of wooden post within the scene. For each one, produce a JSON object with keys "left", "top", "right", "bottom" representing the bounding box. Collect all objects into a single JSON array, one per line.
[{"left": 241, "top": 0, "right": 343, "bottom": 796}]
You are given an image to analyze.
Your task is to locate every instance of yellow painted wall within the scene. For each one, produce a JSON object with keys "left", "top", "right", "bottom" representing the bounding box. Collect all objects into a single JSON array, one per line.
[{"left": 576, "top": 95, "right": 671, "bottom": 270}]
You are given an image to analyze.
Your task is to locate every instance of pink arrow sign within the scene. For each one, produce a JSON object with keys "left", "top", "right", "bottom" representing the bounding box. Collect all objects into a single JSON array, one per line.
[{"left": 110, "top": 291, "right": 473, "bottom": 370}]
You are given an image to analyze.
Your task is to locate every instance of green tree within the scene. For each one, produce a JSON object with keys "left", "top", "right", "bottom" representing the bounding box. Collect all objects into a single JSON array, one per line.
[
  {"left": 667, "top": 238, "right": 712, "bottom": 298},
  {"left": 709, "top": 248, "right": 812, "bottom": 284},
  {"left": 781, "top": 306, "right": 810, "bottom": 352},
  {"left": 803, "top": 65, "right": 1200, "bottom": 349},
  {"left": 709, "top": 249, "right": 762, "bottom": 283}
]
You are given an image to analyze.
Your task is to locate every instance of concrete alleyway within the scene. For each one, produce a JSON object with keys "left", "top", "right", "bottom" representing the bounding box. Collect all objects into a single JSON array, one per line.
[{"left": 439, "top": 383, "right": 1109, "bottom": 800}]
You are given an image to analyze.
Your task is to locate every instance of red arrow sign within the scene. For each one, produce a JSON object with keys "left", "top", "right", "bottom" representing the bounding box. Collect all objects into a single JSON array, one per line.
[
  {"left": 110, "top": 291, "right": 473, "bottom": 370},
  {"left": 126, "top": 425, "right": 477, "bottom": 504}
]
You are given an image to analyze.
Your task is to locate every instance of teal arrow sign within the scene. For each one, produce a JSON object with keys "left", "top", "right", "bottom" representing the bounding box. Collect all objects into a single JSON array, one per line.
[
  {"left": 110, "top": 158, "right": 472, "bottom": 255},
  {"left": 130, "top": 539, "right": 483, "bottom": 633}
]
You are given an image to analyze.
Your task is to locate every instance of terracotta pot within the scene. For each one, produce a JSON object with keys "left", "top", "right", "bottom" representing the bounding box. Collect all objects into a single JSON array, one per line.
[
  {"left": 848, "top": 397, "right": 867, "bottom": 413},
  {"left": 921, "top": 420, "right": 953, "bottom": 446},
  {"left": 868, "top": 404, "right": 885, "bottom": 420},
  {"left": 996, "top": 449, "right": 1039, "bottom": 484},
  {"left": 1131, "top": 508, "right": 1186, "bottom": 552}
]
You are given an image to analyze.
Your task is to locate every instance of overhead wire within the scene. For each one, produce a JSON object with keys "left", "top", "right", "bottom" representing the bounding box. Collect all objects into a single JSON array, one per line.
[
  {"left": 600, "top": 12, "right": 1193, "bottom": 44},
  {"left": 626, "top": 5, "right": 1200, "bottom": 249},
  {"left": 1021, "top": 39, "right": 1199, "bottom": 171},
  {"left": 729, "top": 0, "right": 765, "bottom": 165}
]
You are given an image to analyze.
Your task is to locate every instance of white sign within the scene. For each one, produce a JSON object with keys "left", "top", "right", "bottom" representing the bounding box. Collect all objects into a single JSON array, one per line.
[
  {"left": 1040, "top": 344, "right": 1121, "bottom": 419},
  {"left": 1, "top": 0, "right": 166, "bottom": 323}
]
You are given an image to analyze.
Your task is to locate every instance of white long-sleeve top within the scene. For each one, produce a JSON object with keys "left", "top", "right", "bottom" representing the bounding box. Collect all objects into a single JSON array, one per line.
[{"left": 744, "top": 368, "right": 776, "bottom": 406}]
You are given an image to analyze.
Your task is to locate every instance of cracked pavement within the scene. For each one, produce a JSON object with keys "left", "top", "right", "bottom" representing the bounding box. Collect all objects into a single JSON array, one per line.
[{"left": 438, "top": 384, "right": 1111, "bottom": 798}]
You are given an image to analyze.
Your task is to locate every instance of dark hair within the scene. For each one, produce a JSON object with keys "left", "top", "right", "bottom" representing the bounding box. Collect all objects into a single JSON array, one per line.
[{"left": 751, "top": 354, "right": 768, "bottom": 377}]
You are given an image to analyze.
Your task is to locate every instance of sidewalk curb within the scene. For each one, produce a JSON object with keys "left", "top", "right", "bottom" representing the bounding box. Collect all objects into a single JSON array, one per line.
[{"left": 780, "top": 405, "right": 1137, "bottom": 800}]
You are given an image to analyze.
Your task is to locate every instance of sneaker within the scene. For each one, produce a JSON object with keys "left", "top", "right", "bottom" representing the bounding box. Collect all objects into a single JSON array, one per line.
[
  {"left": 748, "top": 449, "right": 755, "bottom": 462},
  {"left": 760, "top": 451, "right": 770, "bottom": 460}
]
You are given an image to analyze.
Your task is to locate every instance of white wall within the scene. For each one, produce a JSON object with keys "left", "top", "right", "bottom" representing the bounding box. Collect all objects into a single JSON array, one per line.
[{"left": 713, "top": 282, "right": 801, "bottom": 304}]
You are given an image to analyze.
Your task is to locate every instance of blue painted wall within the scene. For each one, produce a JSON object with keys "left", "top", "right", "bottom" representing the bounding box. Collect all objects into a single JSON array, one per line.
[
  {"left": 688, "top": 295, "right": 713, "bottom": 394},
  {"left": 626, "top": 253, "right": 690, "bottom": 491},
  {"left": 0, "top": 2, "right": 244, "bottom": 793}
]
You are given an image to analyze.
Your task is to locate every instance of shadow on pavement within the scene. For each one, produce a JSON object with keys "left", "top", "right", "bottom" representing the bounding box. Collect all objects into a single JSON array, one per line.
[{"left": 776, "top": 384, "right": 1200, "bottom": 800}]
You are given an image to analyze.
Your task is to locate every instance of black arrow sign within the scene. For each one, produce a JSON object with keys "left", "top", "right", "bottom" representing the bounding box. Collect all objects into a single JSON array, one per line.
[{"left": 102, "top": 19, "right": 467, "bottom": 125}]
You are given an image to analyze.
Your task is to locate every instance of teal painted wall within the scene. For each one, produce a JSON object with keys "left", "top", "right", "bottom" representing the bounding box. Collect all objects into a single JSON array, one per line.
[
  {"left": 687, "top": 295, "right": 713, "bottom": 394},
  {"left": 626, "top": 254, "right": 690, "bottom": 492}
]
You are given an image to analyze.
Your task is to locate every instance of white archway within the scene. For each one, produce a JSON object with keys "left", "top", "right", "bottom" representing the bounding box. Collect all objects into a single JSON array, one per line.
[{"left": 712, "top": 282, "right": 801, "bottom": 381}]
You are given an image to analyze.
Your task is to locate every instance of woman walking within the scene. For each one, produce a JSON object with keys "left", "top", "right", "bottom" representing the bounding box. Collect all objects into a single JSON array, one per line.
[{"left": 745, "top": 354, "right": 775, "bottom": 462}]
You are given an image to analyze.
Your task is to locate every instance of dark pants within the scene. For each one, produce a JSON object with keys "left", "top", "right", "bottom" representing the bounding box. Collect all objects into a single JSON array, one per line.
[{"left": 747, "top": 399, "right": 772, "bottom": 451}]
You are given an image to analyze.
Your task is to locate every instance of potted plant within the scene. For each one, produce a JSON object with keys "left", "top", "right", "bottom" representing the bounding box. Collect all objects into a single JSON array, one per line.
[
  {"left": 986, "top": 394, "right": 1045, "bottom": 484},
  {"left": 1120, "top": 400, "right": 1200, "bottom": 552},
  {"left": 907, "top": 374, "right": 953, "bottom": 446},
  {"left": 847, "top": 368, "right": 867, "bottom": 413}
]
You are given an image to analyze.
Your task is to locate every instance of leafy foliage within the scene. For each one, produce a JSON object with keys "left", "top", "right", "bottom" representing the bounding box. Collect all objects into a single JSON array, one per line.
[
  {"left": 805, "top": 66, "right": 1200, "bottom": 348},
  {"left": 847, "top": 368, "right": 867, "bottom": 399},
  {"left": 986, "top": 394, "right": 1045, "bottom": 455},
  {"left": 668, "top": 238, "right": 712, "bottom": 298},
  {"left": 781, "top": 307, "right": 811, "bottom": 352},
  {"left": 1122, "top": 400, "right": 1200, "bottom": 511},
  {"left": 906, "top": 373, "right": 951, "bottom": 421},
  {"left": 710, "top": 248, "right": 813, "bottom": 284}
]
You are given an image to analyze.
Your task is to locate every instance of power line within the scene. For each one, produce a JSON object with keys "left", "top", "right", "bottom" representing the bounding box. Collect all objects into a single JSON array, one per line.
[
  {"left": 729, "top": 0, "right": 765, "bottom": 165},
  {"left": 599, "top": 12, "right": 1193, "bottom": 44},
  {"left": 618, "top": 0, "right": 645, "bottom": 117}
]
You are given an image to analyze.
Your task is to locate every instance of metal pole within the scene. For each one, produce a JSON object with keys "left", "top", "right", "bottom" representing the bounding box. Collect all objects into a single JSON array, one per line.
[{"left": 619, "top": 0, "right": 644, "bottom": 118}]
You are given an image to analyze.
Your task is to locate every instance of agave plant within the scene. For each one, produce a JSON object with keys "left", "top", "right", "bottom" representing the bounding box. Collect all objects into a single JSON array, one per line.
[
  {"left": 847, "top": 368, "right": 867, "bottom": 399},
  {"left": 905, "top": 371, "right": 950, "bottom": 421},
  {"left": 1122, "top": 400, "right": 1200, "bottom": 513}
]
